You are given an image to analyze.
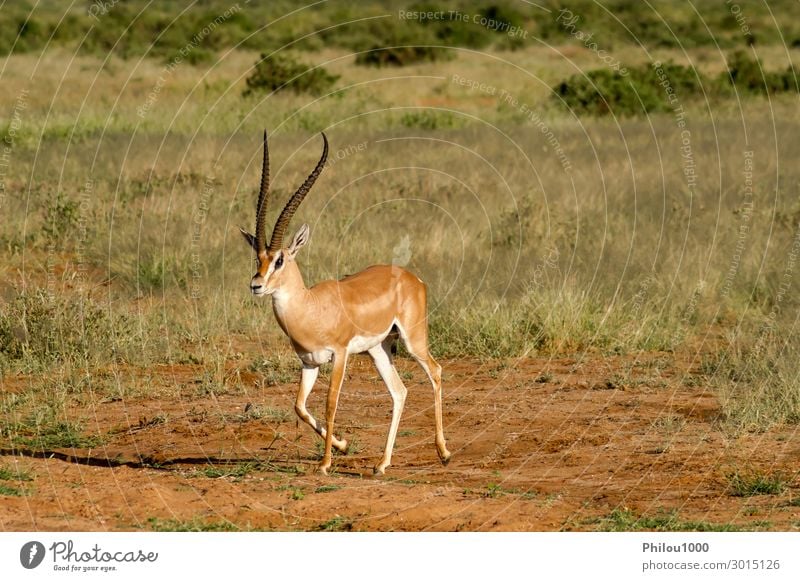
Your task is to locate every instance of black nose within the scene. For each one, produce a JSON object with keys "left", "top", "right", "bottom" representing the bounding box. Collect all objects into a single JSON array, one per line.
[{"left": 251, "top": 284, "right": 263, "bottom": 291}]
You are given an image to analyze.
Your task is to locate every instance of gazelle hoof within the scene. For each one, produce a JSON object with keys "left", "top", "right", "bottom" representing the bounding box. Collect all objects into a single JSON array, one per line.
[
  {"left": 439, "top": 451, "right": 452, "bottom": 466},
  {"left": 318, "top": 463, "right": 331, "bottom": 475},
  {"left": 335, "top": 439, "right": 349, "bottom": 454},
  {"left": 373, "top": 465, "right": 387, "bottom": 476}
]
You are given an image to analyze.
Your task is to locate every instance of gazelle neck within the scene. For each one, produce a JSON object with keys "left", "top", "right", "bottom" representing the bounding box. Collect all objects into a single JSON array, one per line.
[{"left": 270, "top": 261, "right": 310, "bottom": 324}]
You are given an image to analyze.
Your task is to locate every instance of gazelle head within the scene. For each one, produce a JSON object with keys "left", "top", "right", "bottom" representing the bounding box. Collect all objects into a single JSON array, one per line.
[{"left": 240, "top": 131, "right": 328, "bottom": 297}]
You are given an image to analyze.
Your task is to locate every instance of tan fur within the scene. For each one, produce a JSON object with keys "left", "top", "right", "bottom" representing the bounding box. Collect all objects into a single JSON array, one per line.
[
  {"left": 242, "top": 134, "right": 449, "bottom": 474},
  {"left": 250, "top": 245, "right": 451, "bottom": 475}
]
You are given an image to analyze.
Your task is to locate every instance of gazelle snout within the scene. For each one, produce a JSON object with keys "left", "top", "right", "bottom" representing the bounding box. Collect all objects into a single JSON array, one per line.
[{"left": 250, "top": 275, "right": 268, "bottom": 296}]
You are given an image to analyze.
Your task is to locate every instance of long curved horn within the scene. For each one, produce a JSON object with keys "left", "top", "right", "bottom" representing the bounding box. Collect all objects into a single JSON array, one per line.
[
  {"left": 269, "top": 132, "right": 328, "bottom": 251},
  {"left": 254, "top": 129, "right": 270, "bottom": 252}
]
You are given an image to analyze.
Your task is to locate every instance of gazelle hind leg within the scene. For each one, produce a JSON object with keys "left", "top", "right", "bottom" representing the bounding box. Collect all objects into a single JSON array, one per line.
[
  {"left": 295, "top": 364, "right": 347, "bottom": 453},
  {"left": 369, "top": 338, "right": 407, "bottom": 475},
  {"left": 396, "top": 321, "right": 451, "bottom": 464}
]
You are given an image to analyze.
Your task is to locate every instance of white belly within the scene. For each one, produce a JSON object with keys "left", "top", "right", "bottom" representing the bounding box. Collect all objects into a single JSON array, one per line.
[
  {"left": 346, "top": 323, "right": 395, "bottom": 355},
  {"left": 298, "top": 349, "right": 334, "bottom": 366}
]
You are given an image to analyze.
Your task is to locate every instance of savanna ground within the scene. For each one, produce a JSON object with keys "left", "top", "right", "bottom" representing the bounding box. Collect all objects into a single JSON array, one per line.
[{"left": 1, "top": 0, "right": 800, "bottom": 531}]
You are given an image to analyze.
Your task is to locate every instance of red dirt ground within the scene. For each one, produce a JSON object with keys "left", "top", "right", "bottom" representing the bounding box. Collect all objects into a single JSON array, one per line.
[{"left": 1, "top": 353, "right": 799, "bottom": 531}]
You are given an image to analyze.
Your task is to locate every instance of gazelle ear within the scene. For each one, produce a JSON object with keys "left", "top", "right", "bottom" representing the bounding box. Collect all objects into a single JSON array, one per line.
[
  {"left": 239, "top": 227, "right": 257, "bottom": 251},
  {"left": 287, "top": 224, "right": 310, "bottom": 259}
]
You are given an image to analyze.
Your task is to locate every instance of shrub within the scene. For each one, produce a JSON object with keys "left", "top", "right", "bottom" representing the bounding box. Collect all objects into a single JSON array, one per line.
[
  {"left": 356, "top": 45, "right": 452, "bottom": 67},
  {"left": 555, "top": 68, "right": 666, "bottom": 116},
  {"left": 42, "top": 191, "right": 80, "bottom": 243},
  {"left": 720, "top": 51, "right": 798, "bottom": 96},
  {"left": 409, "top": 2, "right": 491, "bottom": 50},
  {"left": 400, "top": 110, "right": 464, "bottom": 130},
  {"left": 555, "top": 53, "right": 799, "bottom": 117},
  {"left": 3, "top": 1, "right": 800, "bottom": 59},
  {"left": 349, "top": 1, "right": 530, "bottom": 63},
  {"left": 243, "top": 53, "right": 339, "bottom": 96},
  {"left": 554, "top": 61, "right": 704, "bottom": 116}
]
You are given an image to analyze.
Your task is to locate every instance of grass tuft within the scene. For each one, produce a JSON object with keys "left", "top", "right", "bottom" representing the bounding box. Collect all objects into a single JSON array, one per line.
[
  {"left": 316, "top": 516, "right": 353, "bottom": 531},
  {"left": 197, "top": 462, "right": 260, "bottom": 480},
  {"left": 314, "top": 484, "right": 341, "bottom": 494},
  {"left": 0, "top": 465, "right": 33, "bottom": 482},
  {"left": 4, "top": 419, "right": 104, "bottom": 450},
  {"left": 0, "top": 290, "right": 137, "bottom": 371},
  {"left": 595, "top": 508, "right": 741, "bottom": 532},
  {"left": 0, "top": 484, "right": 28, "bottom": 496},
  {"left": 711, "top": 331, "right": 800, "bottom": 431},
  {"left": 727, "top": 470, "right": 787, "bottom": 497},
  {"left": 147, "top": 517, "right": 239, "bottom": 532}
]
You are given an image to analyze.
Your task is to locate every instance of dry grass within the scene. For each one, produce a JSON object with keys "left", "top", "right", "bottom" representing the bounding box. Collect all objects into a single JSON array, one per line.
[{"left": 2, "top": 39, "right": 800, "bottom": 430}]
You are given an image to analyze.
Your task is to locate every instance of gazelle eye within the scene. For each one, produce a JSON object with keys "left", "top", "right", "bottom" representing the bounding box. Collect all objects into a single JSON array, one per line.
[{"left": 274, "top": 254, "right": 284, "bottom": 269}]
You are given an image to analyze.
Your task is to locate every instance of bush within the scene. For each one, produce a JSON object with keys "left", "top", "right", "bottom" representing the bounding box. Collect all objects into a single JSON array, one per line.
[
  {"left": 409, "top": 2, "right": 491, "bottom": 50},
  {"left": 42, "top": 191, "right": 80, "bottom": 243},
  {"left": 356, "top": 45, "right": 452, "bottom": 67},
  {"left": 340, "top": 11, "right": 453, "bottom": 67},
  {"left": 555, "top": 53, "right": 799, "bottom": 117},
  {"left": 721, "top": 51, "right": 798, "bottom": 96},
  {"left": 555, "top": 68, "right": 667, "bottom": 117},
  {"left": 243, "top": 53, "right": 339, "bottom": 96},
  {"left": 554, "top": 61, "right": 704, "bottom": 116},
  {"left": 3, "top": 0, "right": 800, "bottom": 59},
  {"left": 352, "top": 1, "right": 530, "bottom": 65},
  {"left": 400, "top": 110, "right": 464, "bottom": 130}
]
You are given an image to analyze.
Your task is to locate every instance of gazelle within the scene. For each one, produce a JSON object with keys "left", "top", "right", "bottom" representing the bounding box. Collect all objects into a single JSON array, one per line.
[{"left": 240, "top": 131, "right": 451, "bottom": 475}]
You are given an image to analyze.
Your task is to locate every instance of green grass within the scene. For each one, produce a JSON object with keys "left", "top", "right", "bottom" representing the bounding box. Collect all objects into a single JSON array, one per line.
[
  {"left": 594, "top": 508, "right": 742, "bottom": 532},
  {"left": 314, "top": 484, "right": 341, "bottom": 494},
  {"left": 197, "top": 463, "right": 260, "bottom": 480},
  {"left": 316, "top": 516, "right": 353, "bottom": 531},
  {"left": 5, "top": 420, "right": 105, "bottom": 450},
  {"left": 484, "top": 483, "right": 510, "bottom": 498},
  {"left": 0, "top": 484, "right": 27, "bottom": 496},
  {"left": 727, "top": 471, "right": 788, "bottom": 497},
  {"left": 0, "top": 465, "right": 33, "bottom": 482},
  {"left": 264, "top": 463, "right": 307, "bottom": 476},
  {"left": 459, "top": 483, "right": 535, "bottom": 499},
  {"left": 146, "top": 517, "right": 240, "bottom": 532}
]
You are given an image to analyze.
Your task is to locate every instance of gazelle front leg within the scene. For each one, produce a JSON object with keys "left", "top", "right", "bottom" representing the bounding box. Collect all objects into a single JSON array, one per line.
[
  {"left": 319, "top": 351, "right": 348, "bottom": 475},
  {"left": 295, "top": 364, "right": 348, "bottom": 453}
]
